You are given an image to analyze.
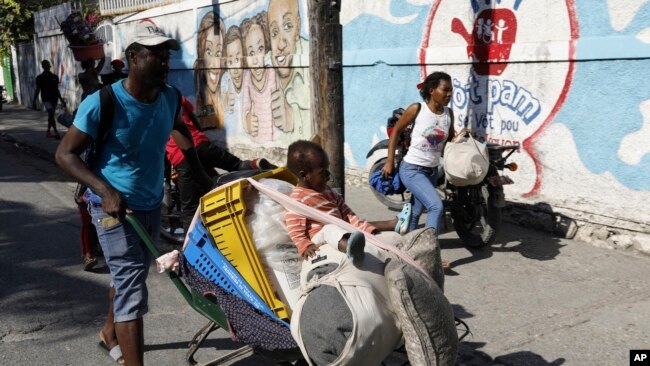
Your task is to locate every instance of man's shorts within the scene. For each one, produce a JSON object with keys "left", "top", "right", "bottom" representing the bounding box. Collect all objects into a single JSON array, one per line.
[
  {"left": 43, "top": 101, "right": 57, "bottom": 112},
  {"left": 89, "top": 204, "right": 161, "bottom": 322}
]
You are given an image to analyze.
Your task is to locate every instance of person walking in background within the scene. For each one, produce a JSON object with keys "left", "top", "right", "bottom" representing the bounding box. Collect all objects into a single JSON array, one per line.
[
  {"left": 32, "top": 60, "right": 66, "bottom": 140},
  {"left": 78, "top": 57, "right": 106, "bottom": 101},
  {"left": 101, "top": 59, "right": 128, "bottom": 85},
  {"left": 76, "top": 190, "right": 101, "bottom": 271},
  {"left": 75, "top": 57, "right": 107, "bottom": 271},
  {"left": 382, "top": 71, "right": 456, "bottom": 269},
  {"left": 55, "top": 19, "right": 213, "bottom": 366}
]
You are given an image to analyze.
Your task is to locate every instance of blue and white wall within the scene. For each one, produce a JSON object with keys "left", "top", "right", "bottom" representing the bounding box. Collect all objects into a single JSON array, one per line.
[
  {"left": 342, "top": 0, "right": 650, "bottom": 235},
  {"left": 28, "top": 0, "right": 650, "bottom": 235}
]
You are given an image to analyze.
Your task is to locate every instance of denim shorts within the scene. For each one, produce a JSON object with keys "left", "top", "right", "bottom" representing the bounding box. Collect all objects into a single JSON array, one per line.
[{"left": 89, "top": 204, "right": 161, "bottom": 322}]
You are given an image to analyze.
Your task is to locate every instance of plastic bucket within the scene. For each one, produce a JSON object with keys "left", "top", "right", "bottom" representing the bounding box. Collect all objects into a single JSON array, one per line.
[{"left": 69, "top": 43, "right": 104, "bottom": 61}]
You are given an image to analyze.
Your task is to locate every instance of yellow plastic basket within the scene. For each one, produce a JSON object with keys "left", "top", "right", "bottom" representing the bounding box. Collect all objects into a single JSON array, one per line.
[{"left": 199, "top": 167, "right": 298, "bottom": 321}]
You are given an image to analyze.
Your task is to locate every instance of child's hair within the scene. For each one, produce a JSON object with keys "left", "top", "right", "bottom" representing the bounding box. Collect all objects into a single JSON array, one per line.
[
  {"left": 225, "top": 25, "right": 244, "bottom": 66},
  {"left": 418, "top": 71, "right": 452, "bottom": 101},
  {"left": 196, "top": 11, "right": 226, "bottom": 59},
  {"left": 287, "top": 140, "right": 326, "bottom": 177},
  {"left": 241, "top": 11, "right": 270, "bottom": 55}
]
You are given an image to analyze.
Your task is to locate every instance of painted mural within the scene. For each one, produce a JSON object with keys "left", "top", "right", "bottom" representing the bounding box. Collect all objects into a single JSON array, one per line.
[
  {"left": 420, "top": 0, "right": 578, "bottom": 197},
  {"left": 183, "top": 0, "right": 312, "bottom": 148},
  {"left": 343, "top": 0, "right": 650, "bottom": 226},
  {"left": 56, "top": 0, "right": 313, "bottom": 154}
]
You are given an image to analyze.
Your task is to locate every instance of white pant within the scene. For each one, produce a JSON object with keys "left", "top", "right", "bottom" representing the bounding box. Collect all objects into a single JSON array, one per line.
[{"left": 311, "top": 224, "right": 401, "bottom": 260}]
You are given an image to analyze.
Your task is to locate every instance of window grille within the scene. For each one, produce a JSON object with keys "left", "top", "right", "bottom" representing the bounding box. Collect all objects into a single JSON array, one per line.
[{"left": 99, "top": 0, "right": 184, "bottom": 16}]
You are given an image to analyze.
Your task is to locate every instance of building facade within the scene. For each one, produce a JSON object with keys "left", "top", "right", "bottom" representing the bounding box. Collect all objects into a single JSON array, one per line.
[{"left": 17, "top": 0, "right": 650, "bottom": 250}]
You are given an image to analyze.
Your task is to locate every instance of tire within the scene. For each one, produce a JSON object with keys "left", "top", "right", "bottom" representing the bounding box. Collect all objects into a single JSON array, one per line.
[
  {"left": 159, "top": 187, "right": 185, "bottom": 245},
  {"left": 368, "top": 158, "right": 411, "bottom": 211},
  {"left": 450, "top": 184, "right": 502, "bottom": 248}
]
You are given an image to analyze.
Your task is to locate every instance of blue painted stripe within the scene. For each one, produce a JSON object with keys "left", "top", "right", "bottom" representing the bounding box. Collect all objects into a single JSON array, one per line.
[{"left": 577, "top": 36, "right": 650, "bottom": 60}]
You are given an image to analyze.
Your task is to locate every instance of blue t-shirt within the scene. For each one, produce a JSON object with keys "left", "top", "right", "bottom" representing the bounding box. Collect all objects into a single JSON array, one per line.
[{"left": 74, "top": 81, "right": 178, "bottom": 210}]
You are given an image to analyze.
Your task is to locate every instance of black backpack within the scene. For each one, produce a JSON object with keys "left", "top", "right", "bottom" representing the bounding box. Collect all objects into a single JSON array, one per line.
[{"left": 73, "top": 85, "right": 181, "bottom": 204}]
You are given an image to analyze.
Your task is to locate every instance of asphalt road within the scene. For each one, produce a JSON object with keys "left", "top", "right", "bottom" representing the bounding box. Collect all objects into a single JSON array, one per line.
[
  {"left": 348, "top": 180, "right": 650, "bottom": 366},
  {"left": 0, "top": 128, "right": 649, "bottom": 365}
]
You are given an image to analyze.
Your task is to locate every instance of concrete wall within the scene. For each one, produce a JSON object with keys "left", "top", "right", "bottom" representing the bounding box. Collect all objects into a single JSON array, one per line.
[
  {"left": 15, "top": 42, "right": 38, "bottom": 107},
  {"left": 26, "top": 0, "right": 650, "bottom": 245}
]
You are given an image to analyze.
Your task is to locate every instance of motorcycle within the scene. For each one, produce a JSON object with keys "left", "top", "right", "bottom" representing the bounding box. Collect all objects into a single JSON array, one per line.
[{"left": 366, "top": 109, "right": 518, "bottom": 248}]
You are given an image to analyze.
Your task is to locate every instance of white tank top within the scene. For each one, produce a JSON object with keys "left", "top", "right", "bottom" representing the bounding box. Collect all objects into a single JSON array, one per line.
[{"left": 403, "top": 103, "right": 452, "bottom": 168}]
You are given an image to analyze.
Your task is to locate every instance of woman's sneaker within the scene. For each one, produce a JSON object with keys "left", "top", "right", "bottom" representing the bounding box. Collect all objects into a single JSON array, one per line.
[{"left": 394, "top": 203, "right": 412, "bottom": 234}]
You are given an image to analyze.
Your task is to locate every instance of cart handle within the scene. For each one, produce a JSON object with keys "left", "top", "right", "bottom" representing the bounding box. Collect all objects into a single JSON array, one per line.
[{"left": 124, "top": 214, "right": 192, "bottom": 303}]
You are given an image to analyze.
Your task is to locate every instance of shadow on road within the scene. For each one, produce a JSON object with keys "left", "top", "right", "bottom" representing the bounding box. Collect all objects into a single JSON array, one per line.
[
  {"left": 452, "top": 303, "right": 474, "bottom": 320},
  {"left": 145, "top": 336, "right": 241, "bottom": 352},
  {"left": 442, "top": 222, "right": 566, "bottom": 270},
  {"left": 0, "top": 197, "right": 110, "bottom": 343},
  {"left": 0, "top": 135, "right": 70, "bottom": 183},
  {"left": 458, "top": 342, "right": 566, "bottom": 366}
]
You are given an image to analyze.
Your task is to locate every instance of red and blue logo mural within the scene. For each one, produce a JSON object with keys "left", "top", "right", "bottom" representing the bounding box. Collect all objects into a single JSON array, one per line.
[{"left": 419, "top": 0, "right": 578, "bottom": 196}]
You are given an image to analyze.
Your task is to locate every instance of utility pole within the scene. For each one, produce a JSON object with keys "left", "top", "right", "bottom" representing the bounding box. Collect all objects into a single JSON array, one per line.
[{"left": 308, "top": 0, "right": 344, "bottom": 196}]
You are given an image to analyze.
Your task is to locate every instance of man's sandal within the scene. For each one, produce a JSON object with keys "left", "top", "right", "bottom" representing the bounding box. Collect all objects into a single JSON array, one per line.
[
  {"left": 98, "top": 331, "right": 124, "bottom": 365},
  {"left": 83, "top": 256, "right": 98, "bottom": 271},
  {"left": 394, "top": 203, "right": 412, "bottom": 234}
]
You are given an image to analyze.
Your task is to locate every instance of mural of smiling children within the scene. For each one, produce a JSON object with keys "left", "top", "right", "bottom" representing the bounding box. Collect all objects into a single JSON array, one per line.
[
  {"left": 194, "top": 10, "right": 226, "bottom": 130},
  {"left": 220, "top": 25, "right": 246, "bottom": 139},
  {"left": 241, "top": 12, "right": 280, "bottom": 144},
  {"left": 267, "top": 0, "right": 313, "bottom": 142}
]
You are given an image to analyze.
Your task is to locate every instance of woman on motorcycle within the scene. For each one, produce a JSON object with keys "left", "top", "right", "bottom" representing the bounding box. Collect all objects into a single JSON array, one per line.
[{"left": 382, "top": 72, "right": 455, "bottom": 263}]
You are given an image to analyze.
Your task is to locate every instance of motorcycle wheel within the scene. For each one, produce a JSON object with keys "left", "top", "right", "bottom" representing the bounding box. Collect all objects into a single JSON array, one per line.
[
  {"left": 368, "top": 158, "right": 411, "bottom": 211},
  {"left": 159, "top": 187, "right": 185, "bottom": 245},
  {"left": 451, "top": 185, "right": 502, "bottom": 248}
]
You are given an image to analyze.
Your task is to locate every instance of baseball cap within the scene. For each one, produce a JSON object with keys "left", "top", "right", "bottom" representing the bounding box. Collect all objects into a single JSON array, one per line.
[
  {"left": 128, "top": 18, "right": 180, "bottom": 50},
  {"left": 110, "top": 59, "right": 125, "bottom": 68}
]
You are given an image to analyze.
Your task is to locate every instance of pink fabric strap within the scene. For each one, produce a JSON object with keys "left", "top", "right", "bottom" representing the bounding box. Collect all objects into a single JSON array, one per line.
[{"left": 246, "top": 178, "right": 432, "bottom": 281}]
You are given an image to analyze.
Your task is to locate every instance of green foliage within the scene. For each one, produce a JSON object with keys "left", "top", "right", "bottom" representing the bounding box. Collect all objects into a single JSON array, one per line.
[{"left": 0, "top": 0, "right": 63, "bottom": 64}]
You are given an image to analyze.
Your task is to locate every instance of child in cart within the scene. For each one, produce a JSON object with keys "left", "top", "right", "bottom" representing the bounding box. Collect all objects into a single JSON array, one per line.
[{"left": 284, "top": 140, "right": 411, "bottom": 263}]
